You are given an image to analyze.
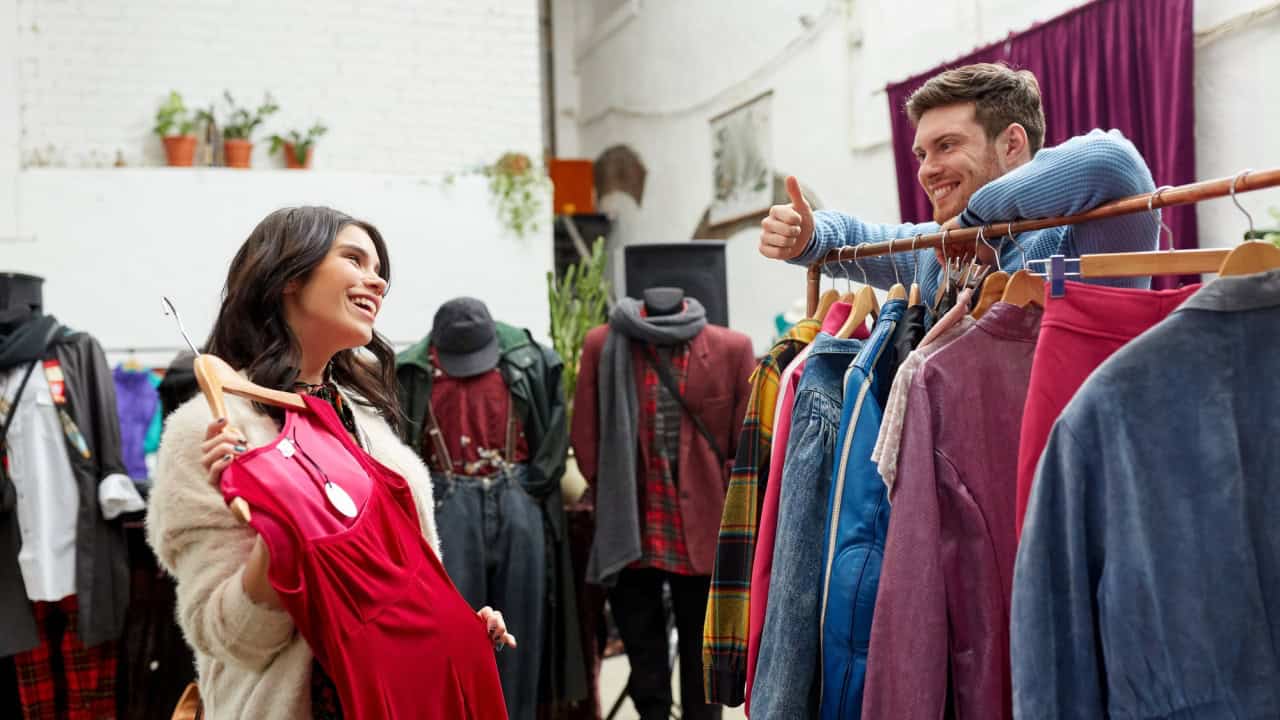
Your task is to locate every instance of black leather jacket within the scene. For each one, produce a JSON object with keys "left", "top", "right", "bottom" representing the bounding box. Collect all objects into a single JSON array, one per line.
[
  {"left": 0, "top": 327, "right": 129, "bottom": 656},
  {"left": 395, "top": 322, "right": 586, "bottom": 706}
]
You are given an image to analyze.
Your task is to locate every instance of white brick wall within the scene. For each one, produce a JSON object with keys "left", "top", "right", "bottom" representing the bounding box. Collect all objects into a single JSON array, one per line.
[{"left": 14, "top": 0, "right": 543, "bottom": 174}]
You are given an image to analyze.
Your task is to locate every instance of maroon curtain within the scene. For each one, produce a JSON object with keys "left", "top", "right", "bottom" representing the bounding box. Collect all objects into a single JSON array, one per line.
[{"left": 885, "top": 0, "right": 1195, "bottom": 287}]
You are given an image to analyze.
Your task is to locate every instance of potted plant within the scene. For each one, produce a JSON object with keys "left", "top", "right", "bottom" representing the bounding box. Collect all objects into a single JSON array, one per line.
[
  {"left": 220, "top": 91, "right": 279, "bottom": 168},
  {"left": 154, "top": 91, "right": 199, "bottom": 167},
  {"left": 269, "top": 122, "right": 328, "bottom": 169},
  {"left": 546, "top": 236, "right": 611, "bottom": 502}
]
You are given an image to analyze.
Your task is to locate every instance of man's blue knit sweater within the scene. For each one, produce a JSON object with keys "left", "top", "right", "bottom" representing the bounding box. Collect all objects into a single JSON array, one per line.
[{"left": 791, "top": 129, "right": 1160, "bottom": 302}]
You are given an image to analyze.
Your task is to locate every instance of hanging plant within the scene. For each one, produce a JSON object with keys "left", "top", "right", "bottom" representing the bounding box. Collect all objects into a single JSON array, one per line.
[{"left": 484, "top": 152, "right": 549, "bottom": 239}]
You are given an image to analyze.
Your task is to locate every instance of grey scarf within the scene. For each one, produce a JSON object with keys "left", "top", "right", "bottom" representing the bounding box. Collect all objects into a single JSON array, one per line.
[{"left": 587, "top": 297, "right": 707, "bottom": 586}]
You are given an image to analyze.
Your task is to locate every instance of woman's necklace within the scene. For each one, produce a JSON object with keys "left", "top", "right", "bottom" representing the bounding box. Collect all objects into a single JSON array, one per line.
[
  {"left": 288, "top": 380, "right": 360, "bottom": 519},
  {"left": 281, "top": 433, "right": 359, "bottom": 519}
]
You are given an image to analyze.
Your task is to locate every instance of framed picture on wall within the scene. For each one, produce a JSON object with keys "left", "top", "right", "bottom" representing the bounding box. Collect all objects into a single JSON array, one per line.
[{"left": 707, "top": 90, "right": 773, "bottom": 229}]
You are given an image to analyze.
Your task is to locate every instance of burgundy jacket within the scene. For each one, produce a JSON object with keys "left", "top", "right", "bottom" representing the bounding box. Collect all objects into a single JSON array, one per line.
[
  {"left": 864, "top": 302, "right": 1041, "bottom": 720},
  {"left": 571, "top": 323, "right": 755, "bottom": 576}
]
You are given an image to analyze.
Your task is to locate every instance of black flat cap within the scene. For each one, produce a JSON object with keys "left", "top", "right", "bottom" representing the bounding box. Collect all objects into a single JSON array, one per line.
[{"left": 431, "top": 297, "right": 499, "bottom": 378}]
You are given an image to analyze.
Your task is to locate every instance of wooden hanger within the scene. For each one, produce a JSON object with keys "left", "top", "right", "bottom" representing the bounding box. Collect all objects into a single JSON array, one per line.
[
  {"left": 811, "top": 288, "right": 840, "bottom": 322},
  {"left": 985, "top": 223, "right": 1041, "bottom": 309},
  {"left": 999, "top": 269, "right": 1044, "bottom": 308},
  {"left": 194, "top": 355, "right": 307, "bottom": 524},
  {"left": 1077, "top": 248, "right": 1227, "bottom": 277},
  {"left": 836, "top": 285, "right": 879, "bottom": 339},
  {"left": 1217, "top": 173, "right": 1280, "bottom": 277},
  {"left": 1032, "top": 245, "right": 1252, "bottom": 293},
  {"left": 971, "top": 271, "right": 1008, "bottom": 319},
  {"left": 194, "top": 354, "right": 308, "bottom": 415},
  {"left": 163, "top": 297, "right": 307, "bottom": 525},
  {"left": 1218, "top": 240, "right": 1280, "bottom": 276},
  {"left": 836, "top": 245, "right": 880, "bottom": 338}
]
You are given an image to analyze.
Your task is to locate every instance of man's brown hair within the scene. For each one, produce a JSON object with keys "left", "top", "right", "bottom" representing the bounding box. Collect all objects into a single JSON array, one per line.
[{"left": 905, "top": 62, "right": 1046, "bottom": 155}]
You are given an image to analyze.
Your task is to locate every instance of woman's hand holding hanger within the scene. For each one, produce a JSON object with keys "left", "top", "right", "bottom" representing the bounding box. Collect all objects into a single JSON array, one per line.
[{"left": 200, "top": 416, "right": 283, "bottom": 609}]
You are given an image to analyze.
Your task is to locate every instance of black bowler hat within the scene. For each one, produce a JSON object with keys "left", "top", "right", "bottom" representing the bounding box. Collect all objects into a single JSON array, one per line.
[{"left": 431, "top": 297, "right": 499, "bottom": 378}]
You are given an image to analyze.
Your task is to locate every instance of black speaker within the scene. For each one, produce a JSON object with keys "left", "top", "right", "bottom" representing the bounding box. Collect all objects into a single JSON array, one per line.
[{"left": 624, "top": 242, "right": 728, "bottom": 326}]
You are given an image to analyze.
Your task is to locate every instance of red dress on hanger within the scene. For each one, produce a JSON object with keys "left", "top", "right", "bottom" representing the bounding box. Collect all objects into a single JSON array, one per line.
[{"left": 220, "top": 395, "right": 507, "bottom": 719}]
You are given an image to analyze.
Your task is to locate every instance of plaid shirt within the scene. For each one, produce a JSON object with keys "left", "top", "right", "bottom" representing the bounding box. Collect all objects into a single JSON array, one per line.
[
  {"left": 701, "top": 319, "right": 820, "bottom": 705},
  {"left": 633, "top": 342, "right": 695, "bottom": 574}
]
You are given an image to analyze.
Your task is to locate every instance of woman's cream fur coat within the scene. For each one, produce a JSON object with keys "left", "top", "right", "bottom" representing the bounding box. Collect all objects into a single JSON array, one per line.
[{"left": 146, "top": 391, "right": 440, "bottom": 720}]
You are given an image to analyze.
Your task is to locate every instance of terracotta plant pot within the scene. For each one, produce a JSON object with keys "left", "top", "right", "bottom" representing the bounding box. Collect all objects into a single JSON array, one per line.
[
  {"left": 283, "top": 143, "right": 313, "bottom": 170},
  {"left": 162, "top": 135, "right": 198, "bottom": 167},
  {"left": 223, "top": 139, "right": 253, "bottom": 169}
]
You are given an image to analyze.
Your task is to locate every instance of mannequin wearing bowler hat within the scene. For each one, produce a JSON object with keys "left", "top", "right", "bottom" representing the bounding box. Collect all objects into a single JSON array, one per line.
[{"left": 571, "top": 287, "right": 756, "bottom": 720}]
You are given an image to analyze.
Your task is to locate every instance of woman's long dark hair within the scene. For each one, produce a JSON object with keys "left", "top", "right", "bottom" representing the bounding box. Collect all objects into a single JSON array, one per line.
[{"left": 205, "top": 206, "right": 400, "bottom": 431}]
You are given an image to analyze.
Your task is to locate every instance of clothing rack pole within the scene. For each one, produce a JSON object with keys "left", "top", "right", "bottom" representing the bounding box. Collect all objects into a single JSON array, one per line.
[{"left": 805, "top": 167, "right": 1280, "bottom": 315}]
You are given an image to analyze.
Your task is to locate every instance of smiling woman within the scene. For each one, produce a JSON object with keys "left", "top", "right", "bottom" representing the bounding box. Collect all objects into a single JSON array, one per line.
[
  {"left": 204, "top": 207, "right": 398, "bottom": 426},
  {"left": 146, "top": 206, "right": 514, "bottom": 719}
]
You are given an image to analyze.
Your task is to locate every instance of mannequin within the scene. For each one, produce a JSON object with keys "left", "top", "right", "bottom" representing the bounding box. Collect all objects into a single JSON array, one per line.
[
  {"left": 0, "top": 273, "right": 42, "bottom": 718},
  {"left": 641, "top": 286, "right": 684, "bottom": 317},
  {"left": 0, "top": 273, "right": 43, "bottom": 327},
  {"left": 395, "top": 297, "right": 585, "bottom": 720},
  {"left": 571, "top": 289, "right": 756, "bottom": 720},
  {"left": 0, "top": 271, "right": 132, "bottom": 720}
]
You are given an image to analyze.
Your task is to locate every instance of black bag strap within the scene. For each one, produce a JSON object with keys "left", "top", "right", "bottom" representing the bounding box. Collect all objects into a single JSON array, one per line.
[
  {"left": 642, "top": 345, "right": 726, "bottom": 465},
  {"left": 1, "top": 360, "right": 40, "bottom": 452}
]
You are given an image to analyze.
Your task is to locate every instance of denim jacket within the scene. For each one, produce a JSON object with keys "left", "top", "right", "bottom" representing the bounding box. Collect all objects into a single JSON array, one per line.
[
  {"left": 751, "top": 328, "right": 867, "bottom": 718},
  {"left": 1013, "top": 269, "right": 1280, "bottom": 719},
  {"left": 818, "top": 300, "right": 904, "bottom": 719}
]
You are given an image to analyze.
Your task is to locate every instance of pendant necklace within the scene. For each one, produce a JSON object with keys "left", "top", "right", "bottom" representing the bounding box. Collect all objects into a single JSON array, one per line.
[{"left": 277, "top": 435, "right": 358, "bottom": 518}]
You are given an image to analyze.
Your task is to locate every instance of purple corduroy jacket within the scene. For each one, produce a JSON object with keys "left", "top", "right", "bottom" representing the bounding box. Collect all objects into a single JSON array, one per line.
[{"left": 863, "top": 302, "right": 1041, "bottom": 720}]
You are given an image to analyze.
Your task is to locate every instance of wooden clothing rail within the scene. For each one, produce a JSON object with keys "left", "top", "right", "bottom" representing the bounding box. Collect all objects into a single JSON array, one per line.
[{"left": 805, "top": 167, "right": 1280, "bottom": 315}]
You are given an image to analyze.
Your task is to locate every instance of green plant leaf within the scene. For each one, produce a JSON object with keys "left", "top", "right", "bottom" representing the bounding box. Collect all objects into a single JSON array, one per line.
[
  {"left": 220, "top": 91, "right": 279, "bottom": 141},
  {"left": 153, "top": 90, "right": 188, "bottom": 137},
  {"left": 547, "top": 236, "right": 611, "bottom": 425}
]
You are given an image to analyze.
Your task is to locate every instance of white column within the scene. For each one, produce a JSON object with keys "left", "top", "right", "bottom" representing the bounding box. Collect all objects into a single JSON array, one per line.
[{"left": 549, "top": 0, "right": 581, "bottom": 157}]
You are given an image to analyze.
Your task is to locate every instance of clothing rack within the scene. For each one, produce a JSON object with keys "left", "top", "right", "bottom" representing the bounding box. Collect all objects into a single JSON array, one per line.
[{"left": 805, "top": 167, "right": 1280, "bottom": 315}]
